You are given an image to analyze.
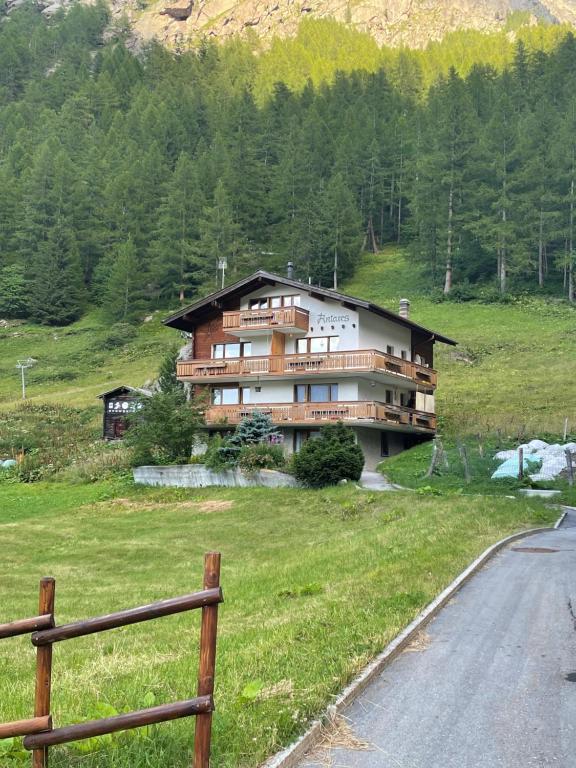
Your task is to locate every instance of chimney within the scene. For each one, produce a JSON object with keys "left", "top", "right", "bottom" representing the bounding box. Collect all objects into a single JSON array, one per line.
[
  {"left": 287, "top": 261, "right": 294, "bottom": 280},
  {"left": 399, "top": 298, "right": 410, "bottom": 319}
]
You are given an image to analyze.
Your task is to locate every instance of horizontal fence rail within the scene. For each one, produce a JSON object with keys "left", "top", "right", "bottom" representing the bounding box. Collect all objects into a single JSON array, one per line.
[
  {"left": 0, "top": 614, "right": 53, "bottom": 640},
  {"left": 0, "top": 716, "right": 52, "bottom": 740},
  {"left": 0, "top": 552, "right": 222, "bottom": 768},
  {"left": 23, "top": 697, "right": 213, "bottom": 750},
  {"left": 32, "top": 587, "right": 223, "bottom": 646}
]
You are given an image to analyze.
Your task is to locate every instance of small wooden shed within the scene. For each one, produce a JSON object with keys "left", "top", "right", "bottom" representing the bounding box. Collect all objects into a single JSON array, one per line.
[{"left": 98, "top": 386, "right": 152, "bottom": 440}]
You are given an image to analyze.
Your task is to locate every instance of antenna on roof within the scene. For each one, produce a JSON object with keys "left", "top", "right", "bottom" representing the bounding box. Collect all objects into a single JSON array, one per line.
[{"left": 217, "top": 258, "right": 227, "bottom": 289}]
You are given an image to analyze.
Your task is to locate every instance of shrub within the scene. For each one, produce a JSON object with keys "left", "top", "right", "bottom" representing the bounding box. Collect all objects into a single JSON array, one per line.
[
  {"left": 291, "top": 422, "right": 364, "bottom": 488},
  {"left": 204, "top": 434, "right": 230, "bottom": 470},
  {"left": 237, "top": 443, "right": 286, "bottom": 474},
  {"left": 102, "top": 323, "right": 138, "bottom": 350},
  {"left": 218, "top": 412, "right": 282, "bottom": 466},
  {"left": 126, "top": 389, "right": 204, "bottom": 466}
]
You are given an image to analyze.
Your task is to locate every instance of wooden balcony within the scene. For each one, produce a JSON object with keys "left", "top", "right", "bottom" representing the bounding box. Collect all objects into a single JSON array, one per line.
[
  {"left": 177, "top": 349, "right": 437, "bottom": 388},
  {"left": 204, "top": 401, "right": 437, "bottom": 432},
  {"left": 222, "top": 306, "right": 309, "bottom": 335}
]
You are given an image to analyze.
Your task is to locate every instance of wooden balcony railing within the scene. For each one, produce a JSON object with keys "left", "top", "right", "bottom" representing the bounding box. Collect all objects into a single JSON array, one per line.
[
  {"left": 177, "top": 349, "right": 437, "bottom": 388},
  {"left": 204, "top": 401, "right": 437, "bottom": 431},
  {"left": 222, "top": 306, "right": 309, "bottom": 333}
]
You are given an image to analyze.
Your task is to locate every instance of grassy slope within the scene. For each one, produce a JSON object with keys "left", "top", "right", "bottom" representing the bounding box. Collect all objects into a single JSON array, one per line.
[
  {"left": 0, "top": 481, "right": 556, "bottom": 767},
  {"left": 2, "top": 248, "right": 574, "bottom": 439},
  {"left": 344, "top": 249, "right": 576, "bottom": 437},
  {"left": 0, "top": 311, "right": 174, "bottom": 409}
]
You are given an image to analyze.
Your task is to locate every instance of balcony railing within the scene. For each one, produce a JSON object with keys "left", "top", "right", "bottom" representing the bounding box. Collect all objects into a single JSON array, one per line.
[
  {"left": 222, "top": 306, "right": 309, "bottom": 334},
  {"left": 177, "top": 349, "right": 437, "bottom": 388},
  {"left": 204, "top": 401, "right": 437, "bottom": 431}
]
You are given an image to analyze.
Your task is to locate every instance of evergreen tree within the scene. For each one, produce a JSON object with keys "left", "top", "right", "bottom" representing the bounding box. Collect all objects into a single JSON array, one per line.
[
  {"left": 28, "top": 221, "right": 86, "bottom": 325},
  {"left": 101, "top": 237, "right": 144, "bottom": 322}
]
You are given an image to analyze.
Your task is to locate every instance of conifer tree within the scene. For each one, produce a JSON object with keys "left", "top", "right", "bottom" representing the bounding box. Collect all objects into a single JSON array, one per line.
[
  {"left": 100, "top": 237, "right": 144, "bottom": 322},
  {"left": 28, "top": 222, "right": 86, "bottom": 325}
]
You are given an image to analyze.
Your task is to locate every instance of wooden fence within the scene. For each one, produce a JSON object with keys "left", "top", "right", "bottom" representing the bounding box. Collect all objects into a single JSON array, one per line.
[{"left": 0, "top": 552, "right": 223, "bottom": 767}]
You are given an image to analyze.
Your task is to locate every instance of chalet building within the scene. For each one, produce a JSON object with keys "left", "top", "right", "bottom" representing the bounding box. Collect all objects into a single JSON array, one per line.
[
  {"left": 98, "top": 385, "right": 152, "bottom": 440},
  {"left": 164, "top": 270, "right": 456, "bottom": 469}
]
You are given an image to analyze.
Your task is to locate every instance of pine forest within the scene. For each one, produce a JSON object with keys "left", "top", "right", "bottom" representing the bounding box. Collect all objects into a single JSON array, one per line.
[{"left": 2, "top": 3, "right": 576, "bottom": 326}]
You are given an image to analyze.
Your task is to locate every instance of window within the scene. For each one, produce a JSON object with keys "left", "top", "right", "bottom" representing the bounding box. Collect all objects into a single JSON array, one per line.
[
  {"left": 294, "top": 429, "right": 321, "bottom": 451},
  {"left": 381, "top": 433, "right": 390, "bottom": 457},
  {"left": 401, "top": 350, "right": 408, "bottom": 360},
  {"left": 385, "top": 390, "right": 393, "bottom": 404},
  {"left": 249, "top": 295, "right": 301, "bottom": 310},
  {"left": 212, "top": 342, "right": 251, "bottom": 359},
  {"left": 386, "top": 345, "right": 395, "bottom": 356},
  {"left": 294, "top": 384, "right": 339, "bottom": 403},
  {"left": 296, "top": 336, "right": 340, "bottom": 354},
  {"left": 249, "top": 298, "right": 269, "bottom": 310},
  {"left": 211, "top": 386, "right": 251, "bottom": 405}
]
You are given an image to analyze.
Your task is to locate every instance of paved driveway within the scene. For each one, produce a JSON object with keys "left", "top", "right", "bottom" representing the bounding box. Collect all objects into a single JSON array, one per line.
[{"left": 298, "top": 512, "right": 576, "bottom": 768}]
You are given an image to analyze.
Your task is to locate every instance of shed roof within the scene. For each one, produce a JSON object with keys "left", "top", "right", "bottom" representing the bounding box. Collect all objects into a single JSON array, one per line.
[{"left": 97, "top": 385, "right": 153, "bottom": 400}]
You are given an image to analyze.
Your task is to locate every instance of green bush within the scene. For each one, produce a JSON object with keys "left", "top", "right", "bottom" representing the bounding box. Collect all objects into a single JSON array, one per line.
[
  {"left": 126, "top": 390, "right": 204, "bottom": 466},
  {"left": 102, "top": 323, "right": 138, "bottom": 350},
  {"left": 204, "top": 434, "right": 231, "bottom": 470},
  {"left": 237, "top": 443, "right": 286, "bottom": 474},
  {"left": 217, "top": 412, "right": 282, "bottom": 467},
  {"left": 291, "top": 422, "right": 364, "bottom": 488}
]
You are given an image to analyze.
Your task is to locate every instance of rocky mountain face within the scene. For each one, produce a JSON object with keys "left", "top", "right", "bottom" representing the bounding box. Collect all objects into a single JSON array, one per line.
[{"left": 10, "top": 0, "right": 576, "bottom": 48}]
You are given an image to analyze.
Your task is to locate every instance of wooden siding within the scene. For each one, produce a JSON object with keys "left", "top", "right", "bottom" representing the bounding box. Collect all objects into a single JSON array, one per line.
[{"left": 193, "top": 316, "right": 238, "bottom": 360}]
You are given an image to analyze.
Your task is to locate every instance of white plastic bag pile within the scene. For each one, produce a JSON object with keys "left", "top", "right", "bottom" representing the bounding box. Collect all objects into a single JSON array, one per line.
[{"left": 493, "top": 439, "right": 576, "bottom": 482}]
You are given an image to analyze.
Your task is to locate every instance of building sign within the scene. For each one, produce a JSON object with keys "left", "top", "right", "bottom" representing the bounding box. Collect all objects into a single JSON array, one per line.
[
  {"left": 313, "top": 312, "right": 351, "bottom": 324},
  {"left": 107, "top": 400, "right": 144, "bottom": 413}
]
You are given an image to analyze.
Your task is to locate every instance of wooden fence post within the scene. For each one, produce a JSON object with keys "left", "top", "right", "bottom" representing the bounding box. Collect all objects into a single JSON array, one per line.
[
  {"left": 34, "top": 578, "right": 55, "bottom": 768},
  {"left": 194, "top": 553, "right": 221, "bottom": 768},
  {"left": 518, "top": 447, "right": 524, "bottom": 480},
  {"left": 458, "top": 442, "right": 471, "bottom": 483},
  {"left": 566, "top": 449, "right": 574, "bottom": 487}
]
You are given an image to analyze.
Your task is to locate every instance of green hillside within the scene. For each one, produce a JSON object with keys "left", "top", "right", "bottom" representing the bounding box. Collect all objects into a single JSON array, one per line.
[
  {"left": 0, "top": 311, "right": 173, "bottom": 409},
  {"left": 344, "top": 249, "right": 576, "bottom": 437},
  {"left": 2, "top": 247, "right": 573, "bottom": 442}
]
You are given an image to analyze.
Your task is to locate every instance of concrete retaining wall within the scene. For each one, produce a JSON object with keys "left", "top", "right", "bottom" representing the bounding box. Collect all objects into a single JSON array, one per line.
[{"left": 133, "top": 464, "right": 299, "bottom": 489}]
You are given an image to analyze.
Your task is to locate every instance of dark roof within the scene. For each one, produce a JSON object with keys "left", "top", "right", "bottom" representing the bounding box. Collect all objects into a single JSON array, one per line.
[
  {"left": 163, "top": 270, "right": 457, "bottom": 345},
  {"left": 98, "top": 385, "right": 153, "bottom": 400}
]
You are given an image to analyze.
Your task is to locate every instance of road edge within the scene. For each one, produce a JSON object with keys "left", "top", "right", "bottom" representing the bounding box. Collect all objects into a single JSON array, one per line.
[{"left": 262, "top": 517, "right": 563, "bottom": 768}]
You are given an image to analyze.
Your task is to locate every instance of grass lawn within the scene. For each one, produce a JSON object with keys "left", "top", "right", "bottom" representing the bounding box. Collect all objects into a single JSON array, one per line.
[{"left": 0, "top": 480, "right": 557, "bottom": 767}]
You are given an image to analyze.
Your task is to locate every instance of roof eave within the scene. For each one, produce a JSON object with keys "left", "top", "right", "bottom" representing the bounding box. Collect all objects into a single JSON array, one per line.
[{"left": 163, "top": 271, "right": 457, "bottom": 345}]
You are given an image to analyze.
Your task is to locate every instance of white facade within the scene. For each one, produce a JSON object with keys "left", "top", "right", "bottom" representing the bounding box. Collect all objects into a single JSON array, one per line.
[
  {"left": 167, "top": 271, "right": 453, "bottom": 470},
  {"left": 203, "top": 284, "right": 437, "bottom": 469}
]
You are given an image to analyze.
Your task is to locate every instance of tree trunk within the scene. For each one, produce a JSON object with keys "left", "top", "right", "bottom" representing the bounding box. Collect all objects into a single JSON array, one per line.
[
  {"left": 443, "top": 185, "right": 454, "bottom": 295},
  {"left": 367, "top": 217, "right": 378, "bottom": 253},
  {"left": 500, "top": 203, "right": 507, "bottom": 295},
  {"left": 397, "top": 138, "right": 404, "bottom": 244},
  {"left": 569, "top": 177, "right": 575, "bottom": 302},
  {"left": 538, "top": 206, "right": 544, "bottom": 287}
]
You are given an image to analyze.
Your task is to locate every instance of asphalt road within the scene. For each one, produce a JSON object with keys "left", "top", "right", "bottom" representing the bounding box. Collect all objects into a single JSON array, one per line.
[{"left": 299, "top": 510, "right": 576, "bottom": 768}]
